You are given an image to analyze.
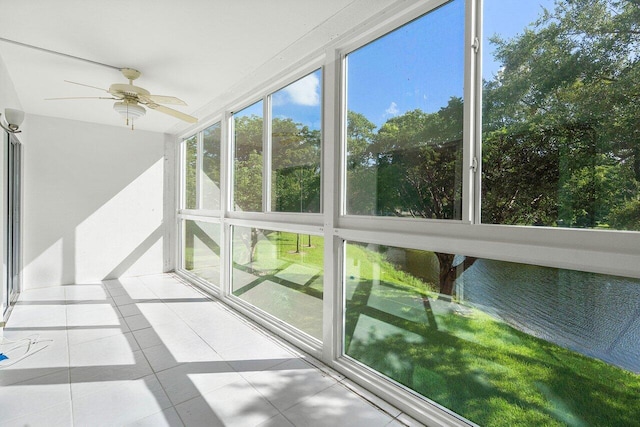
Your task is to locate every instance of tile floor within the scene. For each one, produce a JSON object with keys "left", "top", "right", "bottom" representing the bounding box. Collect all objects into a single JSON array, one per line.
[{"left": 0, "top": 274, "right": 422, "bottom": 426}]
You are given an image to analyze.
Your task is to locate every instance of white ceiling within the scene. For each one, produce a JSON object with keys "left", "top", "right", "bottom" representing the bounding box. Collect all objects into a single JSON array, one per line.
[{"left": 0, "top": 0, "right": 405, "bottom": 134}]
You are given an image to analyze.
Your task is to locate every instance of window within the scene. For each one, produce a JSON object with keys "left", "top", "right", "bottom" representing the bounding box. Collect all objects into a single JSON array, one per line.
[
  {"left": 344, "top": 0, "right": 465, "bottom": 219},
  {"left": 481, "top": 0, "right": 640, "bottom": 231},
  {"left": 175, "top": 1, "right": 640, "bottom": 425},
  {"left": 271, "top": 70, "right": 322, "bottom": 213},
  {"left": 345, "top": 240, "right": 640, "bottom": 426},
  {"left": 182, "top": 123, "right": 221, "bottom": 211},
  {"left": 233, "top": 101, "right": 263, "bottom": 212},
  {"left": 183, "top": 220, "right": 221, "bottom": 286},
  {"left": 201, "top": 123, "right": 222, "bottom": 211},
  {"left": 231, "top": 226, "right": 324, "bottom": 340},
  {"left": 183, "top": 135, "right": 197, "bottom": 210}
]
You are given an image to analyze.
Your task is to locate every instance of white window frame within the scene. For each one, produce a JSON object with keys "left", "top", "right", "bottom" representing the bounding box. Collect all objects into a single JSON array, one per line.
[{"left": 173, "top": 1, "right": 640, "bottom": 425}]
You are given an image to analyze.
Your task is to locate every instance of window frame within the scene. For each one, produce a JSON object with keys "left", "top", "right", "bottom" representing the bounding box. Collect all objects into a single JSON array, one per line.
[
  {"left": 173, "top": 1, "right": 640, "bottom": 425},
  {"left": 338, "top": 0, "right": 472, "bottom": 225},
  {"left": 268, "top": 69, "right": 324, "bottom": 215},
  {"left": 230, "top": 98, "right": 265, "bottom": 214},
  {"left": 200, "top": 122, "right": 223, "bottom": 212},
  {"left": 228, "top": 66, "right": 325, "bottom": 223}
]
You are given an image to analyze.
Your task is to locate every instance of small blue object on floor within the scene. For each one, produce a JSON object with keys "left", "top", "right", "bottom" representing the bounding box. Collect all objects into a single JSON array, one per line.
[{"left": 0, "top": 353, "right": 8, "bottom": 361}]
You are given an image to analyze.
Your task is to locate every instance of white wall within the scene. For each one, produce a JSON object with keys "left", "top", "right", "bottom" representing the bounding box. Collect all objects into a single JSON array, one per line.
[
  {"left": 0, "top": 53, "right": 23, "bottom": 318},
  {"left": 22, "top": 114, "right": 173, "bottom": 289},
  {"left": 0, "top": 53, "right": 22, "bottom": 116}
]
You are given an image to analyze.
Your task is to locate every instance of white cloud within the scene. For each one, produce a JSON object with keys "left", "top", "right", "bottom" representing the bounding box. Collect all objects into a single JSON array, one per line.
[
  {"left": 281, "top": 73, "right": 320, "bottom": 106},
  {"left": 385, "top": 101, "right": 399, "bottom": 116}
]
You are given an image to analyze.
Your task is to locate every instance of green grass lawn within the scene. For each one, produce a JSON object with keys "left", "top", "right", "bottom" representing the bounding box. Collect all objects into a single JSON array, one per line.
[
  {"left": 344, "top": 243, "right": 640, "bottom": 427},
  {"left": 231, "top": 230, "right": 325, "bottom": 339},
  {"left": 188, "top": 229, "right": 640, "bottom": 426}
]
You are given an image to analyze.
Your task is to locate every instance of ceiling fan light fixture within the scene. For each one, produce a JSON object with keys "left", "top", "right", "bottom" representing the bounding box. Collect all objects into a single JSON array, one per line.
[{"left": 113, "top": 101, "right": 145, "bottom": 129}]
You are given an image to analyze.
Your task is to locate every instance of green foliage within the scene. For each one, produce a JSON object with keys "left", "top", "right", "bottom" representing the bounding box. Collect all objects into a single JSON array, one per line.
[
  {"left": 346, "top": 101, "right": 463, "bottom": 218},
  {"left": 346, "top": 243, "right": 437, "bottom": 296},
  {"left": 202, "top": 123, "right": 221, "bottom": 189},
  {"left": 345, "top": 276, "right": 640, "bottom": 427},
  {"left": 482, "top": 0, "right": 640, "bottom": 230},
  {"left": 272, "top": 118, "right": 321, "bottom": 212},
  {"left": 234, "top": 115, "right": 264, "bottom": 212},
  {"left": 346, "top": 111, "right": 378, "bottom": 214},
  {"left": 184, "top": 135, "right": 197, "bottom": 209},
  {"left": 232, "top": 115, "right": 321, "bottom": 213}
]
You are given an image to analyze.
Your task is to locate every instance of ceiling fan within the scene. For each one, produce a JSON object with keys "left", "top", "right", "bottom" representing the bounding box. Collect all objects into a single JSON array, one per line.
[{"left": 47, "top": 67, "right": 198, "bottom": 129}]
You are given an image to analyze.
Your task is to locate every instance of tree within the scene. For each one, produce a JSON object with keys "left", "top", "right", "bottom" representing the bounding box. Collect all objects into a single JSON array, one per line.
[
  {"left": 482, "top": 0, "right": 640, "bottom": 230},
  {"left": 373, "top": 99, "right": 463, "bottom": 219},
  {"left": 346, "top": 111, "right": 378, "bottom": 215},
  {"left": 272, "top": 118, "right": 321, "bottom": 213},
  {"left": 347, "top": 100, "right": 475, "bottom": 296},
  {"left": 234, "top": 115, "right": 264, "bottom": 212},
  {"left": 202, "top": 124, "right": 222, "bottom": 209},
  {"left": 184, "top": 135, "right": 197, "bottom": 209}
]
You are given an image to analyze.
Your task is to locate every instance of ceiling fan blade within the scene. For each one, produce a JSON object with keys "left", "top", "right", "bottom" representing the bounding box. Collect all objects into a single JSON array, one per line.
[
  {"left": 45, "top": 96, "right": 116, "bottom": 100},
  {"left": 146, "top": 103, "right": 197, "bottom": 123},
  {"left": 64, "top": 80, "right": 109, "bottom": 93},
  {"left": 142, "top": 94, "right": 187, "bottom": 106}
]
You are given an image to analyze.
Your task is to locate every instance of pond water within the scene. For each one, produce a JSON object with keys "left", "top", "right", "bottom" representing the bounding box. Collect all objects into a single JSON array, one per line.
[{"left": 459, "top": 259, "right": 640, "bottom": 373}]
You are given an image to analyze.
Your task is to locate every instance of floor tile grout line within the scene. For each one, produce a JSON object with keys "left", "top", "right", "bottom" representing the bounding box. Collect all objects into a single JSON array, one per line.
[
  {"left": 165, "top": 276, "right": 407, "bottom": 425},
  {"left": 133, "top": 280, "right": 306, "bottom": 425},
  {"left": 8, "top": 275, "right": 407, "bottom": 427},
  {"left": 67, "top": 285, "right": 176, "bottom": 425},
  {"left": 173, "top": 275, "right": 410, "bottom": 425},
  {"left": 118, "top": 290, "right": 213, "bottom": 426}
]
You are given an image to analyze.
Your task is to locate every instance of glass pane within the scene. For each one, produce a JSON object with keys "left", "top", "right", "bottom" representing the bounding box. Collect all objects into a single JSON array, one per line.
[
  {"left": 271, "top": 70, "right": 322, "bottom": 213},
  {"left": 345, "top": 0, "right": 464, "bottom": 219},
  {"left": 183, "top": 220, "right": 221, "bottom": 286},
  {"left": 344, "top": 241, "right": 640, "bottom": 426},
  {"left": 184, "top": 135, "right": 197, "bottom": 210},
  {"left": 482, "top": 0, "right": 640, "bottom": 231},
  {"left": 232, "top": 226, "right": 324, "bottom": 340},
  {"left": 233, "top": 101, "right": 263, "bottom": 212},
  {"left": 201, "top": 122, "right": 221, "bottom": 210}
]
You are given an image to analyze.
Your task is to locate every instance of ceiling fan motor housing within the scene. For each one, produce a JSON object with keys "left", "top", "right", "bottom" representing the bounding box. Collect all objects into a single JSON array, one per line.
[
  {"left": 109, "top": 83, "right": 150, "bottom": 99},
  {"left": 120, "top": 68, "right": 141, "bottom": 81}
]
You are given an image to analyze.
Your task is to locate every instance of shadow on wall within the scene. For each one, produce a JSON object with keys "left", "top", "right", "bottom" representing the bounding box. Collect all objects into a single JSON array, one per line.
[{"left": 22, "top": 115, "right": 172, "bottom": 289}]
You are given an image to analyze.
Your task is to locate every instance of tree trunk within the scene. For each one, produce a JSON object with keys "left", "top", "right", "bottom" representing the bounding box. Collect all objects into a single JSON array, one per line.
[
  {"left": 436, "top": 252, "right": 456, "bottom": 296},
  {"left": 435, "top": 252, "right": 478, "bottom": 297}
]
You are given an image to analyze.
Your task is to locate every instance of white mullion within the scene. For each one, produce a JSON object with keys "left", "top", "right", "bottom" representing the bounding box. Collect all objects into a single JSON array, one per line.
[
  {"left": 474, "top": 0, "right": 484, "bottom": 225},
  {"left": 462, "top": 0, "right": 479, "bottom": 225},
  {"left": 263, "top": 96, "right": 272, "bottom": 213},
  {"left": 322, "top": 49, "right": 343, "bottom": 363},
  {"left": 176, "top": 217, "right": 184, "bottom": 272},
  {"left": 179, "top": 139, "right": 186, "bottom": 211},
  {"left": 196, "top": 131, "right": 203, "bottom": 210},
  {"left": 221, "top": 220, "right": 233, "bottom": 299},
  {"left": 176, "top": 139, "right": 186, "bottom": 271},
  {"left": 219, "top": 115, "right": 228, "bottom": 219},
  {"left": 227, "top": 112, "right": 236, "bottom": 214},
  {"left": 221, "top": 112, "right": 234, "bottom": 299},
  {"left": 218, "top": 114, "right": 229, "bottom": 296},
  {"left": 225, "top": 217, "right": 323, "bottom": 236}
]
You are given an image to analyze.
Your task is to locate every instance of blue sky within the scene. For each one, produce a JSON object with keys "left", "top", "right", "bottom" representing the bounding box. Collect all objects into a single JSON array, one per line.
[
  {"left": 347, "top": 0, "right": 555, "bottom": 128},
  {"left": 234, "top": 70, "right": 322, "bottom": 130},
  {"left": 237, "top": 0, "right": 556, "bottom": 131},
  {"left": 272, "top": 70, "right": 322, "bottom": 130},
  {"left": 483, "top": 0, "right": 555, "bottom": 78}
]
